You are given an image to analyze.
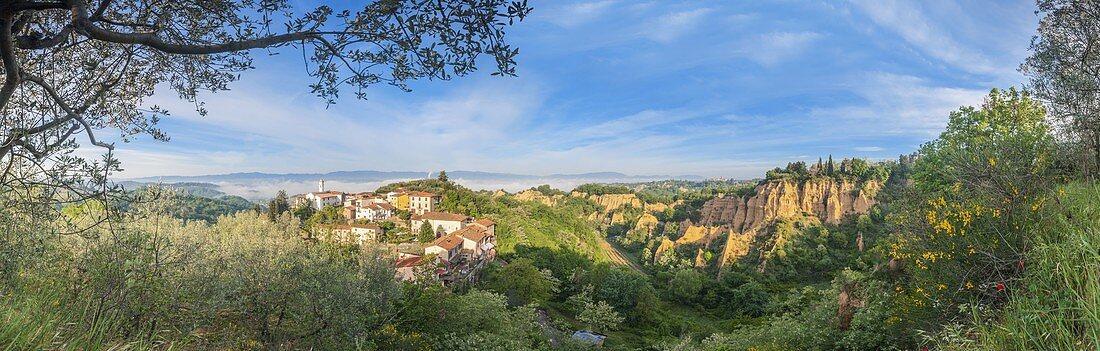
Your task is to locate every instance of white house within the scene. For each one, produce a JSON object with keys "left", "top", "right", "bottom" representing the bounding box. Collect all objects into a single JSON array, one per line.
[
  {"left": 355, "top": 202, "right": 396, "bottom": 221},
  {"left": 452, "top": 225, "right": 496, "bottom": 261},
  {"left": 423, "top": 234, "right": 464, "bottom": 262},
  {"left": 305, "top": 191, "right": 344, "bottom": 209},
  {"left": 411, "top": 212, "right": 470, "bottom": 236}
]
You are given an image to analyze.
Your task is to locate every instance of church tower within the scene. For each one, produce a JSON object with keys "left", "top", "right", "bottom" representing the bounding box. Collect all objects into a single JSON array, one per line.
[{"left": 318, "top": 178, "right": 325, "bottom": 193}]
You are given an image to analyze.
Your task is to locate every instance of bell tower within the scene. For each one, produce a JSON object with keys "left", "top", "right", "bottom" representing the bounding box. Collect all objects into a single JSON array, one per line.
[{"left": 318, "top": 178, "right": 325, "bottom": 192}]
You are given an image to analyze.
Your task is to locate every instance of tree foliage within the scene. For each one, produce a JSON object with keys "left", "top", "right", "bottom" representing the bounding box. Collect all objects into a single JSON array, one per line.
[
  {"left": 486, "top": 258, "right": 555, "bottom": 305},
  {"left": 892, "top": 88, "right": 1057, "bottom": 330},
  {"left": 418, "top": 220, "right": 435, "bottom": 243},
  {"left": 0, "top": 0, "right": 532, "bottom": 232},
  {"left": 1023, "top": 0, "right": 1100, "bottom": 177},
  {"left": 267, "top": 190, "right": 290, "bottom": 221}
]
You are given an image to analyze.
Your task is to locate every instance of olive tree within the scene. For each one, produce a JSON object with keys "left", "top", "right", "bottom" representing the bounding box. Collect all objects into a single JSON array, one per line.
[{"left": 0, "top": 0, "right": 531, "bottom": 229}]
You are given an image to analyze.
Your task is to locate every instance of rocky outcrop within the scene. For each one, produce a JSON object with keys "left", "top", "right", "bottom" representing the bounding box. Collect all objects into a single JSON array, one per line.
[
  {"left": 634, "top": 213, "right": 659, "bottom": 232},
  {"left": 653, "top": 238, "right": 676, "bottom": 262},
  {"left": 515, "top": 189, "right": 564, "bottom": 206},
  {"left": 586, "top": 193, "right": 642, "bottom": 211},
  {"left": 694, "top": 249, "right": 708, "bottom": 268},
  {"left": 702, "top": 178, "right": 877, "bottom": 229},
  {"left": 708, "top": 178, "right": 880, "bottom": 268},
  {"left": 699, "top": 195, "right": 741, "bottom": 225},
  {"left": 645, "top": 201, "right": 680, "bottom": 213},
  {"left": 610, "top": 212, "right": 626, "bottom": 224},
  {"left": 676, "top": 225, "right": 725, "bottom": 246}
]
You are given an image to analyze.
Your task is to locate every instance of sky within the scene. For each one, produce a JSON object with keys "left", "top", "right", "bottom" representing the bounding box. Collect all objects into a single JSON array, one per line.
[{"left": 108, "top": 0, "right": 1040, "bottom": 180}]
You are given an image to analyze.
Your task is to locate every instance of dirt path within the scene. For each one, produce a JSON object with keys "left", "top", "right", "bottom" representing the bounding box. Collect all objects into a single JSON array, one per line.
[{"left": 600, "top": 238, "right": 644, "bottom": 272}]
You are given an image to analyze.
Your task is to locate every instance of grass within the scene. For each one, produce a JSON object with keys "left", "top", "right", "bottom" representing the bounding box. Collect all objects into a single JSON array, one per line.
[
  {"left": 0, "top": 285, "right": 133, "bottom": 351},
  {"left": 976, "top": 182, "right": 1100, "bottom": 349}
]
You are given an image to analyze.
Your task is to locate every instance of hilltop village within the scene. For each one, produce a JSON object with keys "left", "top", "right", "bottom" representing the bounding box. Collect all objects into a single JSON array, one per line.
[{"left": 291, "top": 179, "right": 496, "bottom": 285}]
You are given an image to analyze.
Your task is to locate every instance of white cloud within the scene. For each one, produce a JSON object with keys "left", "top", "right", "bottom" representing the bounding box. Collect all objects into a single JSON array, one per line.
[
  {"left": 853, "top": 146, "right": 884, "bottom": 152},
  {"left": 847, "top": 0, "right": 999, "bottom": 75},
  {"left": 575, "top": 108, "right": 706, "bottom": 139},
  {"left": 541, "top": 1, "right": 618, "bottom": 28},
  {"left": 641, "top": 8, "right": 712, "bottom": 44},
  {"left": 126, "top": 77, "right": 545, "bottom": 177},
  {"left": 809, "top": 72, "right": 988, "bottom": 136},
  {"left": 738, "top": 31, "right": 822, "bottom": 67}
]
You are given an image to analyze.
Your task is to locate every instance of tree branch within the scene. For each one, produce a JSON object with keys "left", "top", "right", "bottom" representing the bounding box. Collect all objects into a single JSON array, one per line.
[
  {"left": 68, "top": 0, "right": 319, "bottom": 55},
  {"left": 15, "top": 25, "right": 73, "bottom": 49},
  {"left": 2, "top": 1, "right": 66, "bottom": 13},
  {"left": 90, "top": 0, "right": 113, "bottom": 20},
  {"left": 0, "top": 16, "right": 22, "bottom": 112},
  {"left": 23, "top": 74, "right": 115, "bottom": 150}
]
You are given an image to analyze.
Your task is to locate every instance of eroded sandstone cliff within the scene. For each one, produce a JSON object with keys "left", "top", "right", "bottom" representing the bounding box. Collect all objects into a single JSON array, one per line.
[
  {"left": 697, "top": 178, "right": 879, "bottom": 268},
  {"left": 584, "top": 193, "right": 642, "bottom": 211},
  {"left": 514, "top": 189, "right": 564, "bottom": 206}
]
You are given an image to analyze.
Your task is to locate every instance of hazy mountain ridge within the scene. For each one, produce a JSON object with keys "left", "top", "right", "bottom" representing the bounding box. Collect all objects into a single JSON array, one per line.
[
  {"left": 128, "top": 170, "right": 704, "bottom": 183},
  {"left": 123, "top": 170, "right": 706, "bottom": 201}
]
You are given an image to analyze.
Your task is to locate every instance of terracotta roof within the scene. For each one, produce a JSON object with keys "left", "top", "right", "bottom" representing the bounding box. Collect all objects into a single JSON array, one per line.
[
  {"left": 365, "top": 202, "right": 396, "bottom": 211},
  {"left": 408, "top": 191, "right": 439, "bottom": 197},
  {"left": 452, "top": 226, "right": 488, "bottom": 242},
  {"left": 394, "top": 255, "right": 423, "bottom": 268},
  {"left": 474, "top": 219, "right": 495, "bottom": 227},
  {"left": 412, "top": 211, "right": 469, "bottom": 222},
  {"left": 428, "top": 234, "right": 464, "bottom": 250}
]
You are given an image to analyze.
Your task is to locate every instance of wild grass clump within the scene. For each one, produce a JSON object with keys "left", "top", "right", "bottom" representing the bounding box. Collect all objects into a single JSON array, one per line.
[{"left": 974, "top": 182, "right": 1100, "bottom": 349}]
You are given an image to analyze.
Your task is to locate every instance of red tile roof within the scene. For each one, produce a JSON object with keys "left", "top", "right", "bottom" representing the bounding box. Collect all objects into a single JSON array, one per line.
[
  {"left": 366, "top": 202, "right": 396, "bottom": 211},
  {"left": 428, "top": 234, "right": 464, "bottom": 250},
  {"left": 452, "top": 226, "right": 488, "bottom": 242},
  {"left": 474, "top": 219, "right": 495, "bottom": 227},
  {"left": 394, "top": 255, "right": 423, "bottom": 268},
  {"left": 408, "top": 191, "right": 439, "bottom": 198}
]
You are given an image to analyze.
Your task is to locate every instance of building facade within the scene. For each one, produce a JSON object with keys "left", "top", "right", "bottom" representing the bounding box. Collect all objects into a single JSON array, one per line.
[{"left": 408, "top": 191, "right": 441, "bottom": 215}]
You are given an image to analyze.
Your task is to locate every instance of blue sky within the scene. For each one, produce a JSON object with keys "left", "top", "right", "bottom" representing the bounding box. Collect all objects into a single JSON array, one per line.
[{"left": 110, "top": 0, "right": 1039, "bottom": 179}]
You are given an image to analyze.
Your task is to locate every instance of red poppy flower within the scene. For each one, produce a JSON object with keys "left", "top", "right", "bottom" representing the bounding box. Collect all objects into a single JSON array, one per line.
[
  {"left": 922, "top": 347, "right": 929, "bottom": 351},
  {"left": 995, "top": 283, "right": 1005, "bottom": 291}
]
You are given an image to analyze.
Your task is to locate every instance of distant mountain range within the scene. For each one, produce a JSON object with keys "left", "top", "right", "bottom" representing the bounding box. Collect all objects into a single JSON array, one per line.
[
  {"left": 127, "top": 170, "right": 704, "bottom": 184},
  {"left": 122, "top": 170, "right": 706, "bottom": 201}
]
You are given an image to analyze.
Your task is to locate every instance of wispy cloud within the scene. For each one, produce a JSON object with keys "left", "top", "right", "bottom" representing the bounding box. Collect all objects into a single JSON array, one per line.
[
  {"left": 847, "top": 0, "right": 999, "bottom": 75},
  {"left": 809, "top": 72, "right": 988, "bottom": 136},
  {"left": 540, "top": 0, "right": 618, "bottom": 28},
  {"left": 640, "top": 8, "right": 712, "bottom": 44},
  {"left": 104, "top": 1, "right": 1033, "bottom": 182},
  {"left": 738, "top": 31, "right": 822, "bottom": 67}
]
